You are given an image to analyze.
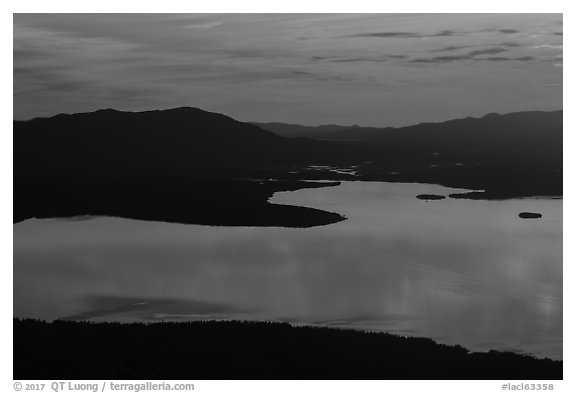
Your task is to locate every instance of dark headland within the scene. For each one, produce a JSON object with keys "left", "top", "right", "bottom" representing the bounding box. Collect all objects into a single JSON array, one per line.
[{"left": 14, "top": 319, "right": 561, "bottom": 380}]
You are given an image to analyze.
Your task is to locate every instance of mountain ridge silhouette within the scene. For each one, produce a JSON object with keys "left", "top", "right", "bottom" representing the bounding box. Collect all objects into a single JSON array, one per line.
[{"left": 14, "top": 106, "right": 562, "bottom": 226}]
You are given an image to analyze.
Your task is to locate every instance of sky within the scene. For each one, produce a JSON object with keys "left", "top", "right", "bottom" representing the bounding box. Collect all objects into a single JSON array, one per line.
[{"left": 13, "top": 13, "right": 563, "bottom": 126}]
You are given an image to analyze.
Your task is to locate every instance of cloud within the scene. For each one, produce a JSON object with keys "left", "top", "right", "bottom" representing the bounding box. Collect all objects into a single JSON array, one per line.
[
  {"left": 410, "top": 47, "right": 515, "bottom": 63},
  {"left": 13, "top": 23, "right": 145, "bottom": 99},
  {"left": 501, "top": 42, "right": 522, "bottom": 47},
  {"left": 343, "top": 30, "right": 458, "bottom": 39},
  {"left": 431, "top": 30, "right": 458, "bottom": 37},
  {"left": 410, "top": 55, "right": 470, "bottom": 63},
  {"left": 13, "top": 13, "right": 563, "bottom": 125},
  {"left": 411, "top": 55, "right": 535, "bottom": 64},
  {"left": 183, "top": 21, "right": 223, "bottom": 30},
  {"left": 430, "top": 45, "right": 473, "bottom": 53},
  {"left": 13, "top": 79, "right": 94, "bottom": 96},
  {"left": 346, "top": 32, "right": 419, "bottom": 38},
  {"left": 483, "top": 56, "right": 535, "bottom": 62},
  {"left": 312, "top": 54, "right": 408, "bottom": 63},
  {"left": 532, "top": 44, "right": 563, "bottom": 50},
  {"left": 467, "top": 47, "right": 508, "bottom": 56},
  {"left": 289, "top": 70, "right": 353, "bottom": 82},
  {"left": 496, "top": 29, "right": 519, "bottom": 34},
  {"left": 431, "top": 42, "right": 521, "bottom": 53}
]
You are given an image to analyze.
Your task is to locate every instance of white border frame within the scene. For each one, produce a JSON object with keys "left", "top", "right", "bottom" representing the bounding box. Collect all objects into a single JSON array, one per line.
[{"left": 5, "top": 2, "right": 571, "bottom": 391}]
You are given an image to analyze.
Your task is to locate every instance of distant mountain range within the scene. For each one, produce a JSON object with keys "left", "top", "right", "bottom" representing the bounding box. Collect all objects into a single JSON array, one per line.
[
  {"left": 250, "top": 122, "right": 360, "bottom": 139},
  {"left": 257, "top": 110, "right": 561, "bottom": 165},
  {"left": 14, "top": 107, "right": 562, "bottom": 226}
]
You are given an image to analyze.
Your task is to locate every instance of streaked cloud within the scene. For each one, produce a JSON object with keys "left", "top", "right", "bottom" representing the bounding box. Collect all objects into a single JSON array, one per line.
[
  {"left": 14, "top": 13, "right": 562, "bottom": 126},
  {"left": 501, "top": 42, "right": 523, "bottom": 47},
  {"left": 532, "top": 44, "right": 563, "bottom": 50},
  {"left": 312, "top": 54, "right": 408, "bottom": 63},
  {"left": 430, "top": 45, "right": 474, "bottom": 53},
  {"left": 483, "top": 56, "right": 535, "bottom": 62},
  {"left": 409, "top": 46, "right": 530, "bottom": 63},
  {"left": 495, "top": 29, "right": 520, "bottom": 34},
  {"left": 343, "top": 29, "right": 458, "bottom": 38},
  {"left": 183, "top": 21, "right": 223, "bottom": 30},
  {"left": 467, "top": 47, "right": 508, "bottom": 56}
]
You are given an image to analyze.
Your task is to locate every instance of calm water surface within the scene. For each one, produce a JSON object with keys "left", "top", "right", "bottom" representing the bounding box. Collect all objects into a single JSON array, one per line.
[{"left": 13, "top": 181, "right": 562, "bottom": 359}]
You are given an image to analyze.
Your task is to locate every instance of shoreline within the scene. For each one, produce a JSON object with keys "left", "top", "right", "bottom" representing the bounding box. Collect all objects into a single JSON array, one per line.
[
  {"left": 14, "top": 175, "right": 562, "bottom": 229},
  {"left": 14, "top": 318, "right": 562, "bottom": 380}
]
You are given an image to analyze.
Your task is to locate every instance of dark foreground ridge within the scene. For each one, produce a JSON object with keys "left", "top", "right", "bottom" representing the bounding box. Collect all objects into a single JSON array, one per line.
[{"left": 14, "top": 319, "right": 562, "bottom": 380}]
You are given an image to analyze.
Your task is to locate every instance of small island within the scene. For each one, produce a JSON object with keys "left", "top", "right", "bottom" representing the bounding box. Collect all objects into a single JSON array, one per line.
[
  {"left": 417, "top": 194, "right": 446, "bottom": 201},
  {"left": 519, "top": 212, "right": 543, "bottom": 219}
]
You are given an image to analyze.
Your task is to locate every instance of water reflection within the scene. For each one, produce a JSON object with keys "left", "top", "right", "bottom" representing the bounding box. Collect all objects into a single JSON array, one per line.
[{"left": 13, "top": 182, "right": 562, "bottom": 359}]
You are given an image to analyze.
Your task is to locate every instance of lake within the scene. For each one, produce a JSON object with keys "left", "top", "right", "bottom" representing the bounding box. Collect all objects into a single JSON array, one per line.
[{"left": 13, "top": 181, "right": 562, "bottom": 359}]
